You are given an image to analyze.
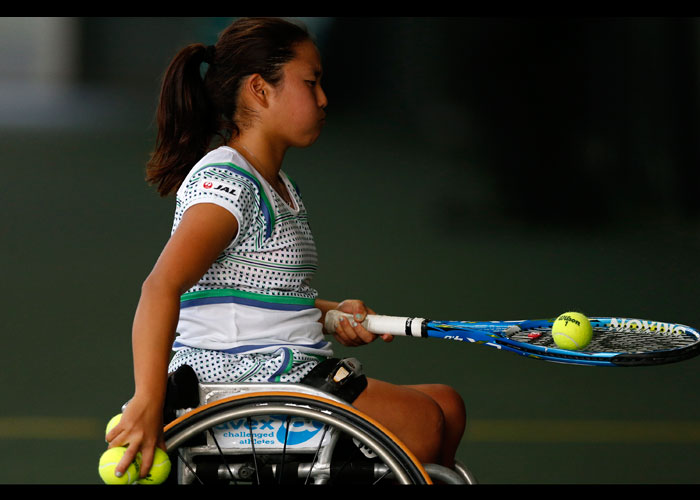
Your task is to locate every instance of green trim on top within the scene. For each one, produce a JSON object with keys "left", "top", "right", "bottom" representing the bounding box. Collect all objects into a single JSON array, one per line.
[{"left": 181, "top": 288, "right": 316, "bottom": 306}]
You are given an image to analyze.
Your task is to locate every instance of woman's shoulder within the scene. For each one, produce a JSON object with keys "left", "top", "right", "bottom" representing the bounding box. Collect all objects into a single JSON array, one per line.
[
  {"left": 181, "top": 147, "right": 262, "bottom": 191},
  {"left": 193, "top": 146, "right": 253, "bottom": 174}
]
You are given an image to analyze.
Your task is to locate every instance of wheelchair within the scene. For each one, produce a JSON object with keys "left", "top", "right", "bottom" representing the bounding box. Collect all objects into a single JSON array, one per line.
[{"left": 160, "top": 361, "right": 478, "bottom": 485}]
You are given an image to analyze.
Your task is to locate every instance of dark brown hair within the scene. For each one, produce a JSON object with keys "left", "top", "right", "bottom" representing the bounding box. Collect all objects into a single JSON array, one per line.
[{"left": 146, "top": 17, "right": 311, "bottom": 196}]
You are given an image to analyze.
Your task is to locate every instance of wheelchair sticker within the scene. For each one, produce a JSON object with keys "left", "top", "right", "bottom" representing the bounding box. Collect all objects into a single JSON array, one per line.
[{"left": 211, "top": 414, "right": 326, "bottom": 449}]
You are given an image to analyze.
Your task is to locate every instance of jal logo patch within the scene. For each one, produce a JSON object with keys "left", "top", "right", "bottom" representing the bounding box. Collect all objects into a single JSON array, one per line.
[
  {"left": 201, "top": 180, "right": 236, "bottom": 196},
  {"left": 214, "top": 184, "right": 236, "bottom": 195}
]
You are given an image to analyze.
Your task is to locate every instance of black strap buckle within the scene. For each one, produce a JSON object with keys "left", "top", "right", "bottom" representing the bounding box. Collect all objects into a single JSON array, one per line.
[{"left": 301, "top": 357, "right": 368, "bottom": 403}]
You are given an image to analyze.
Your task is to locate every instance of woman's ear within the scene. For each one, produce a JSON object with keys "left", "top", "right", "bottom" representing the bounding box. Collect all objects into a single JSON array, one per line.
[{"left": 244, "top": 73, "right": 269, "bottom": 106}]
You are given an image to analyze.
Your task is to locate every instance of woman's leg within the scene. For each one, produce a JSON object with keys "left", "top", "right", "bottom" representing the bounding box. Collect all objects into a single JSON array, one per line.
[
  {"left": 352, "top": 378, "right": 465, "bottom": 467},
  {"left": 406, "top": 384, "right": 466, "bottom": 468}
]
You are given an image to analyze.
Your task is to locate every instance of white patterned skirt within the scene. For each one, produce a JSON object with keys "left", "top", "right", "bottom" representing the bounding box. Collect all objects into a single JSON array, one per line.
[{"left": 168, "top": 346, "right": 328, "bottom": 384}]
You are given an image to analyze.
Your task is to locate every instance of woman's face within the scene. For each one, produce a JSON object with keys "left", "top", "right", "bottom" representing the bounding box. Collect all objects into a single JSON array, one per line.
[{"left": 264, "top": 39, "right": 328, "bottom": 148}]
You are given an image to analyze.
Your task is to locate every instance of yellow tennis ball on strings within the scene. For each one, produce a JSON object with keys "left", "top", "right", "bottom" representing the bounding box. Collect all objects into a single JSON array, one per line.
[
  {"left": 138, "top": 447, "right": 172, "bottom": 485},
  {"left": 551, "top": 312, "right": 593, "bottom": 350},
  {"left": 98, "top": 447, "right": 138, "bottom": 485}
]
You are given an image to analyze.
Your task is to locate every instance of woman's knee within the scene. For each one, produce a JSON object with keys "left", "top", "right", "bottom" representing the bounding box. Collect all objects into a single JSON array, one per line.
[
  {"left": 408, "top": 384, "right": 466, "bottom": 425},
  {"left": 353, "top": 378, "right": 446, "bottom": 462},
  {"left": 356, "top": 379, "right": 445, "bottom": 426}
]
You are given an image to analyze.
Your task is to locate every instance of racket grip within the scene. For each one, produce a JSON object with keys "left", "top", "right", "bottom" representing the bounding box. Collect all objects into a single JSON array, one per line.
[{"left": 324, "top": 310, "right": 419, "bottom": 336}]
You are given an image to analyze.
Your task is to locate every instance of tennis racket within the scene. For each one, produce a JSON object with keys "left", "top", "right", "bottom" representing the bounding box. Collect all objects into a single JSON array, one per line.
[{"left": 324, "top": 311, "right": 700, "bottom": 367}]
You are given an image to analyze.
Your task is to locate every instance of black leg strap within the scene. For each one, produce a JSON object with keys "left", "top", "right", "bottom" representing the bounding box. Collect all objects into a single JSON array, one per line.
[
  {"left": 300, "top": 357, "right": 368, "bottom": 403},
  {"left": 163, "top": 364, "right": 200, "bottom": 424}
]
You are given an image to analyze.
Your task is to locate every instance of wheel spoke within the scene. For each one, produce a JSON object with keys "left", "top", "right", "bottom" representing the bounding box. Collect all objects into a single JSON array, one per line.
[
  {"left": 176, "top": 449, "right": 204, "bottom": 484},
  {"left": 247, "top": 416, "right": 261, "bottom": 485},
  {"left": 207, "top": 428, "right": 237, "bottom": 484},
  {"left": 372, "top": 468, "right": 391, "bottom": 485},
  {"left": 277, "top": 415, "right": 291, "bottom": 484},
  {"left": 304, "top": 424, "right": 329, "bottom": 485}
]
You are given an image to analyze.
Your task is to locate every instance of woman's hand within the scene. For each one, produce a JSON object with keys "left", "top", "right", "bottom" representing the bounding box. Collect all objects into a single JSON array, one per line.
[
  {"left": 109, "top": 202, "right": 240, "bottom": 480},
  {"left": 331, "top": 299, "right": 393, "bottom": 346},
  {"left": 105, "top": 395, "right": 164, "bottom": 480}
]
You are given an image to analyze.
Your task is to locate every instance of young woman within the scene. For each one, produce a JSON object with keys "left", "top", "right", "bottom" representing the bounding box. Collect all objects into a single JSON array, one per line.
[{"left": 106, "top": 17, "right": 466, "bottom": 480}]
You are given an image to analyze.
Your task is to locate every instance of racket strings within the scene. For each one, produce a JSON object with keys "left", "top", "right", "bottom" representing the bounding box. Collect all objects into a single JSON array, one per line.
[{"left": 509, "top": 327, "right": 697, "bottom": 353}]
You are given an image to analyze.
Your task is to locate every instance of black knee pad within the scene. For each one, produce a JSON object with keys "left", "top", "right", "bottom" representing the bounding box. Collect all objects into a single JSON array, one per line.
[{"left": 301, "top": 357, "right": 368, "bottom": 403}]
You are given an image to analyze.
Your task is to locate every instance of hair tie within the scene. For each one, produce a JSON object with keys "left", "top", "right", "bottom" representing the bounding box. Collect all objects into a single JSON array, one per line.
[{"left": 204, "top": 45, "right": 216, "bottom": 64}]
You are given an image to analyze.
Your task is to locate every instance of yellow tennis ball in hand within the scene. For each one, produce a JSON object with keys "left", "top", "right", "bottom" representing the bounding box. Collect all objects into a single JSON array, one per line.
[
  {"left": 552, "top": 312, "right": 593, "bottom": 350},
  {"left": 98, "top": 447, "right": 138, "bottom": 485},
  {"left": 105, "top": 413, "right": 122, "bottom": 438},
  {"left": 138, "top": 447, "right": 171, "bottom": 485}
]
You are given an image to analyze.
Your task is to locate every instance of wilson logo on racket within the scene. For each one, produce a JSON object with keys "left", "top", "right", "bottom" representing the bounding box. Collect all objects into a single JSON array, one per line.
[{"left": 609, "top": 318, "right": 688, "bottom": 336}]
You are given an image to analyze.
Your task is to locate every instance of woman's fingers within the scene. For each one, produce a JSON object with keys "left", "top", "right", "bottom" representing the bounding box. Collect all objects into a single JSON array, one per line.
[{"left": 334, "top": 314, "right": 377, "bottom": 346}]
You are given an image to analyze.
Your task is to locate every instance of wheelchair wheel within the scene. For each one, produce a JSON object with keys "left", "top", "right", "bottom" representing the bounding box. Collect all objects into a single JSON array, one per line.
[{"left": 164, "top": 390, "right": 431, "bottom": 485}]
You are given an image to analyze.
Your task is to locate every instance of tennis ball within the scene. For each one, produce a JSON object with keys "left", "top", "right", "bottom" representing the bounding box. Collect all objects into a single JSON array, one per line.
[
  {"left": 552, "top": 312, "right": 593, "bottom": 350},
  {"left": 138, "top": 447, "right": 171, "bottom": 485},
  {"left": 105, "top": 413, "right": 122, "bottom": 438},
  {"left": 98, "top": 447, "right": 139, "bottom": 485}
]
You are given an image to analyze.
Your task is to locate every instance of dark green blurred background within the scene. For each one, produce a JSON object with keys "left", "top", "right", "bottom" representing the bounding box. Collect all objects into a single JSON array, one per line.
[{"left": 1, "top": 17, "right": 699, "bottom": 484}]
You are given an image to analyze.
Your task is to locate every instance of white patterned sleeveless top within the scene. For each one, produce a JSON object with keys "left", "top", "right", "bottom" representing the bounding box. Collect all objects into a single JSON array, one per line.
[{"left": 170, "top": 146, "right": 332, "bottom": 357}]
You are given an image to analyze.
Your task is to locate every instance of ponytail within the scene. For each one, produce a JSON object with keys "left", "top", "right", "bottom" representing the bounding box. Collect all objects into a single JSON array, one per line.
[
  {"left": 146, "top": 43, "right": 218, "bottom": 196},
  {"left": 145, "top": 17, "right": 311, "bottom": 197}
]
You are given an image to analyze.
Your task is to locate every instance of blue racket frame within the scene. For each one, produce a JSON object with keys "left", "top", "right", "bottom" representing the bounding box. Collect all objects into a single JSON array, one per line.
[{"left": 418, "top": 317, "right": 700, "bottom": 367}]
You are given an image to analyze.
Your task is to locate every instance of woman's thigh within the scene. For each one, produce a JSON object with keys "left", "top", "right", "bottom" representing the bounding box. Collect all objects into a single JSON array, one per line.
[{"left": 352, "top": 378, "right": 446, "bottom": 463}]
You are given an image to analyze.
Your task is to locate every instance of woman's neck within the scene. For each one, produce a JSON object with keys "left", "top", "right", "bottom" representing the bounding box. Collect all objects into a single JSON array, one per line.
[
  {"left": 228, "top": 133, "right": 286, "bottom": 184},
  {"left": 228, "top": 133, "right": 293, "bottom": 205}
]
